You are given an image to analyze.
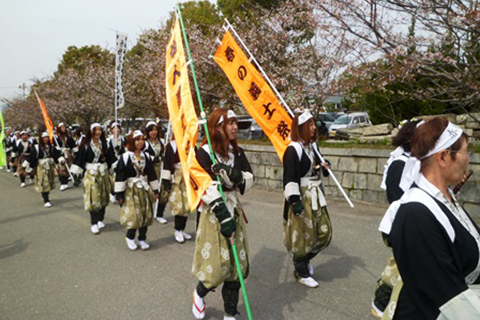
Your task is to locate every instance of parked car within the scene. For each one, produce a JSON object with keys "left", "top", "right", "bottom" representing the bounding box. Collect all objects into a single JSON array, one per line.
[
  {"left": 328, "top": 112, "right": 372, "bottom": 138},
  {"left": 317, "top": 112, "right": 336, "bottom": 129},
  {"left": 237, "top": 116, "right": 264, "bottom": 140}
]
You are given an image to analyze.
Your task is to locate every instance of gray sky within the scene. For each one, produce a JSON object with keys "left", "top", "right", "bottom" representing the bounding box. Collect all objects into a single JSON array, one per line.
[{"left": 0, "top": 0, "right": 215, "bottom": 101}]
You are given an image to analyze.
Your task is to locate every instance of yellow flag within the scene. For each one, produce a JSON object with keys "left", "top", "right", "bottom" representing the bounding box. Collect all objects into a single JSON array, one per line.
[
  {"left": 214, "top": 31, "right": 292, "bottom": 160},
  {"left": 165, "top": 17, "right": 212, "bottom": 211}
]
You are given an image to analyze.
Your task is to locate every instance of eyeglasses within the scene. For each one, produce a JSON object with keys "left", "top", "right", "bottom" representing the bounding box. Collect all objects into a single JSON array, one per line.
[{"left": 448, "top": 149, "right": 474, "bottom": 158}]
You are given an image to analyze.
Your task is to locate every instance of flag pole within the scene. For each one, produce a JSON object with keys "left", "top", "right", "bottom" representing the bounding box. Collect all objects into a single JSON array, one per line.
[
  {"left": 176, "top": 5, "right": 253, "bottom": 319},
  {"left": 34, "top": 91, "right": 75, "bottom": 182},
  {"left": 114, "top": 32, "right": 119, "bottom": 144},
  {"left": 223, "top": 19, "right": 354, "bottom": 208}
]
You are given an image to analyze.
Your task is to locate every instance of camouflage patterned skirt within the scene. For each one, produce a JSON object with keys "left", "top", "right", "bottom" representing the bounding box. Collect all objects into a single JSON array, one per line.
[
  {"left": 168, "top": 168, "right": 190, "bottom": 217},
  {"left": 82, "top": 163, "right": 110, "bottom": 212},
  {"left": 35, "top": 159, "right": 55, "bottom": 193},
  {"left": 119, "top": 178, "right": 154, "bottom": 229},
  {"left": 284, "top": 184, "right": 332, "bottom": 259},
  {"left": 154, "top": 162, "right": 169, "bottom": 206},
  {"left": 192, "top": 198, "right": 249, "bottom": 289}
]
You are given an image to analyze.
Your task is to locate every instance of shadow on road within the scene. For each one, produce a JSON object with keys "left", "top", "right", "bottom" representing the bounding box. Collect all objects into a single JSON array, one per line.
[{"left": 0, "top": 238, "right": 30, "bottom": 260}]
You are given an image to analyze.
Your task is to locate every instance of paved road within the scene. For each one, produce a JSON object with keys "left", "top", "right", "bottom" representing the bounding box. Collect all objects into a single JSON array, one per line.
[{"left": 0, "top": 170, "right": 391, "bottom": 320}]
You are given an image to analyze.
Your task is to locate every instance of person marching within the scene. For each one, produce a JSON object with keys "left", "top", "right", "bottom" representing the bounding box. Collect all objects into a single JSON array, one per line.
[
  {"left": 379, "top": 117, "right": 480, "bottom": 319},
  {"left": 162, "top": 135, "right": 193, "bottom": 243},
  {"left": 22, "top": 132, "right": 63, "bottom": 207},
  {"left": 71, "top": 123, "right": 113, "bottom": 235},
  {"left": 192, "top": 109, "right": 254, "bottom": 320},
  {"left": 144, "top": 121, "right": 168, "bottom": 224},
  {"left": 114, "top": 130, "right": 159, "bottom": 251},
  {"left": 106, "top": 122, "right": 126, "bottom": 204},
  {"left": 372, "top": 119, "right": 421, "bottom": 319},
  {"left": 14, "top": 131, "right": 36, "bottom": 187},
  {"left": 55, "top": 123, "right": 76, "bottom": 191},
  {"left": 282, "top": 109, "right": 333, "bottom": 288},
  {"left": 72, "top": 127, "right": 85, "bottom": 187},
  {"left": 10, "top": 131, "right": 20, "bottom": 176},
  {"left": 3, "top": 128, "right": 13, "bottom": 172}
]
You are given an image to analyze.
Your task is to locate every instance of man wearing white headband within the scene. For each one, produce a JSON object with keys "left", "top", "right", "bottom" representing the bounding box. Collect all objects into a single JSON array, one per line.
[
  {"left": 71, "top": 123, "right": 115, "bottom": 234},
  {"left": 281, "top": 108, "right": 333, "bottom": 289},
  {"left": 15, "top": 129, "right": 35, "bottom": 187},
  {"left": 378, "top": 117, "right": 479, "bottom": 319}
]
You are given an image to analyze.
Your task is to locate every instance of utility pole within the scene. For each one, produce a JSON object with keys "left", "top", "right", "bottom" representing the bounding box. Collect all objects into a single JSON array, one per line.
[{"left": 18, "top": 83, "right": 26, "bottom": 100}]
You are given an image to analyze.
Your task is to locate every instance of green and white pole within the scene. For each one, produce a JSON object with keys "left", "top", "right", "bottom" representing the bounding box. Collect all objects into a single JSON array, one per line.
[{"left": 176, "top": 4, "right": 253, "bottom": 320}]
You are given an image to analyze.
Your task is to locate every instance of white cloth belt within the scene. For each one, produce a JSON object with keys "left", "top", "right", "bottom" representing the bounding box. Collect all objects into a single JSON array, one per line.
[
  {"left": 127, "top": 176, "right": 150, "bottom": 190},
  {"left": 85, "top": 163, "right": 108, "bottom": 176},
  {"left": 301, "top": 177, "right": 327, "bottom": 211},
  {"left": 174, "top": 163, "right": 182, "bottom": 170},
  {"left": 39, "top": 158, "right": 54, "bottom": 167}
]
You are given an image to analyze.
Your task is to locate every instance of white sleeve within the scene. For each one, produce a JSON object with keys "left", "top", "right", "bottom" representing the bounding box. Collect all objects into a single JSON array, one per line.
[{"left": 438, "top": 286, "right": 480, "bottom": 320}]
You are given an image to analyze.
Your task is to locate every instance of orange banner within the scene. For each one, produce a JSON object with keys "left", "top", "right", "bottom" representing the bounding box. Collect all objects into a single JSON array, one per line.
[
  {"left": 214, "top": 31, "right": 292, "bottom": 160},
  {"left": 165, "top": 17, "right": 212, "bottom": 211},
  {"left": 35, "top": 92, "right": 54, "bottom": 142}
]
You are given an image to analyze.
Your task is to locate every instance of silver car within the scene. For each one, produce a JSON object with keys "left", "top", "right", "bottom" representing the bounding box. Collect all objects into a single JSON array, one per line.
[{"left": 328, "top": 112, "right": 372, "bottom": 138}]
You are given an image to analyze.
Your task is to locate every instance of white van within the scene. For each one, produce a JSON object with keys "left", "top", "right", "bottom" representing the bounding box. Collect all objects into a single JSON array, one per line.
[{"left": 328, "top": 112, "right": 372, "bottom": 137}]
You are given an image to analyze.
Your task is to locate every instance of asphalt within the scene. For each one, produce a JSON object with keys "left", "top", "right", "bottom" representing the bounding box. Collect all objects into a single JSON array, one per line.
[{"left": 0, "top": 169, "right": 391, "bottom": 320}]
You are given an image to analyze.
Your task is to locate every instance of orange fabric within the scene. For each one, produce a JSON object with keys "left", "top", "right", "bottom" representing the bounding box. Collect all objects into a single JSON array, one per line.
[
  {"left": 36, "top": 94, "right": 54, "bottom": 143},
  {"left": 214, "top": 31, "right": 293, "bottom": 161},
  {"left": 165, "top": 17, "right": 212, "bottom": 211}
]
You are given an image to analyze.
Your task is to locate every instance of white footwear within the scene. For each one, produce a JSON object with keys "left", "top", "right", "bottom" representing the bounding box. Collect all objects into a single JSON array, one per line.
[
  {"left": 192, "top": 290, "right": 206, "bottom": 319},
  {"left": 223, "top": 316, "right": 236, "bottom": 320},
  {"left": 20, "top": 182, "right": 26, "bottom": 188},
  {"left": 60, "top": 184, "right": 69, "bottom": 191},
  {"left": 109, "top": 194, "right": 118, "bottom": 204},
  {"left": 14, "top": 172, "right": 18, "bottom": 177},
  {"left": 155, "top": 217, "right": 167, "bottom": 224},
  {"left": 125, "top": 237, "right": 137, "bottom": 251},
  {"left": 182, "top": 231, "right": 192, "bottom": 240},
  {"left": 138, "top": 240, "right": 150, "bottom": 250},
  {"left": 174, "top": 230, "right": 185, "bottom": 243},
  {"left": 97, "top": 221, "right": 105, "bottom": 229},
  {"left": 308, "top": 263, "right": 314, "bottom": 276},
  {"left": 296, "top": 276, "right": 319, "bottom": 288},
  {"left": 29, "top": 178, "right": 34, "bottom": 185},
  {"left": 6, "top": 168, "right": 11, "bottom": 172},
  {"left": 44, "top": 202, "right": 52, "bottom": 208},
  {"left": 90, "top": 224, "right": 100, "bottom": 235}
]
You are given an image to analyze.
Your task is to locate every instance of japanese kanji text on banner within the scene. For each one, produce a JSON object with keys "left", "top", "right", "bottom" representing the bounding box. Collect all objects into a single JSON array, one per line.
[
  {"left": 214, "top": 31, "right": 292, "bottom": 160},
  {"left": 116, "top": 33, "right": 127, "bottom": 109},
  {"left": 165, "top": 17, "right": 212, "bottom": 211}
]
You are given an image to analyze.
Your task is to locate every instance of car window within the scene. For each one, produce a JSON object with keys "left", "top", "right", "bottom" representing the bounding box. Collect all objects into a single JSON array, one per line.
[
  {"left": 325, "top": 114, "right": 335, "bottom": 122},
  {"left": 237, "top": 120, "right": 252, "bottom": 130},
  {"left": 352, "top": 117, "right": 359, "bottom": 124},
  {"left": 359, "top": 116, "right": 366, "bottom": 123},
  {"left": 333, "top": 115, "right": 349, "bottom": 125}
]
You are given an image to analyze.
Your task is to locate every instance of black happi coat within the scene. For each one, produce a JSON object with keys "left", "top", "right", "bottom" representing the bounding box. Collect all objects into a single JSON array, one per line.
[
  {"left": 14, "top": 140, "right": 34, "bottom": 160},
  {"left": 282, "top": 141, "right": 329, "bottom": 220},
  {"left": 196, "top": 144, "right": 253, "bottom": 196},
  {"left": 26, "top": 144, "right": 62, "bottom": 167},
  {"left": 55, "top": 134, "right": 76, "bottom": 150},
  {"left": 114, "top": 151, "right": 159, "bottom": 193},
  {"left": 144, "top": 139, "right": 165, "bottom": 164},
  {"left": 162, "top": 141, "right": 181, "bottom": 181},
  {"left": 390, "top": 183, "right": 480, "bottom": 319},
  {"left": 385, "top": 156, "right": 409, "bottom": 204},
  {"left": 106, "top": 136, "right": 126, "bottom": 170},
  {"left": 71, "top": 140, "right": 112, "bottom": 174}
]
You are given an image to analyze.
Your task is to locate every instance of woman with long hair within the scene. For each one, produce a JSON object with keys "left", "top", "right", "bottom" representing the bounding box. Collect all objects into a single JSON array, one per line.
[
  {"left": 144, "top": 121, "right": 168, "bottom": 224},
  {"left": 114, "top": 130, "right": 159, "bottom": 251},
  {"left": 106, "top": 122, "right": 126, "bottom": 203},
  {"left": 282, "top": 109, "right": 332, "bottom": 288},
  {"left": 71, "top": 123, "right": 113, "bottom": 234},
  {"left": 379, "top": 117, "right": 479, "bottom": 319},
  {"left": 23, "top": 132, "right": 62, "bottom": 207},
  {"left": 162, "top": 134, "right": 192, "bottom": 243},
  {"left": 372, "top": 119, "right": 421, "bottom": 318},
  {"left": 192, "top": 108, "right": 254, "bottom": 320},
  {"left": 55, "top": 123, "right": 76, "bottom": 191}
]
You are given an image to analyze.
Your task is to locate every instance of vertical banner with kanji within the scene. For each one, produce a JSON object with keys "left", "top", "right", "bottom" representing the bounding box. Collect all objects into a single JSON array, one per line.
[
  {"left": 35, "top": 92, "right": 54, "bottom": 142},
  {"left": 116, "top": 33, "right": 127, "bottom": 109},
  {"left": 214, "top": 31, "right": 292, "bottom": 160},
  {"left": 165, "top": 16, "right": 212, "bottom": 211},
  {"left": 0, "top": 110, "right": 6, "bottom": 167}
]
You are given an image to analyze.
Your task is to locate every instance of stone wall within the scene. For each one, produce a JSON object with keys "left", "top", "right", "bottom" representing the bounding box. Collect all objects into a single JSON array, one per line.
[{"left": 241, "top": 144, "right": 480, "bottom": 218}]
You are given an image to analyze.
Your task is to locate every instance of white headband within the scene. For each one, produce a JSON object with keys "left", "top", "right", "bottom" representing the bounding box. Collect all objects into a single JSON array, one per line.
[
  {"left": 20, "top": 131, "right": 28, "bottom": 135},
  {"left": 110, "top": 122, "right": 120, "bottom": 129},
  {"left": 298, "top": 109, "right": 313, "bottom": 126},
  {"left": 41, "top": 132, "right": 49, "bottom": 138},
  {"left": 218, "top": 110, "right": 237, "bottom": 125},
  {"left": 422, "top": 122, "right": 463, "bottom": 159},
  {"left": 133, "top": 130, "right": 144, "bottom": 139},
  {"left": 58, "top": 122, "right": 65, "bottom": 128},
  {"left": 145, "top": 121, "right": 157, "bottom": 129},
  {"left": 90, "top": 123, "right": 102, "bottom": 131}
]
